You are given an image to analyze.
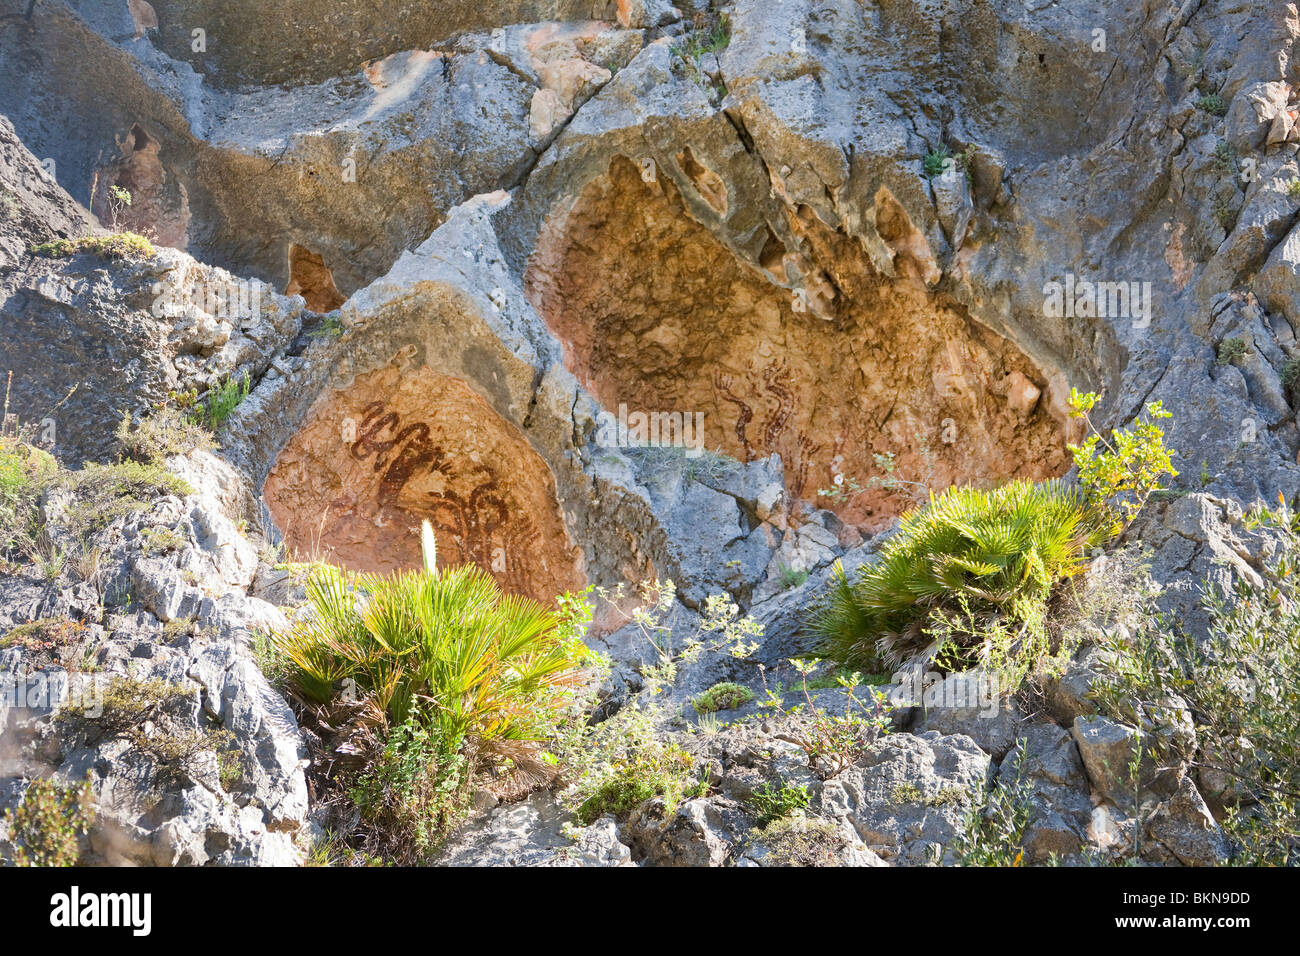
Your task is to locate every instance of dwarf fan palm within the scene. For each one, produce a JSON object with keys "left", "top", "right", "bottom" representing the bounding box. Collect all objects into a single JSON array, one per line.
[
  {"left": 272, "top": 522, "right": 588, "bottom": 760},
  {"left": 812, "top": 479, "right": 1112, "bottom": 676}
]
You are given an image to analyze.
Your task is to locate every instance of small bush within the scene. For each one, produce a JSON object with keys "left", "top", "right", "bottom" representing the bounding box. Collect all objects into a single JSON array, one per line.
[
  {"left": 31, "top": 232, "right": 156, "bottom": 261},
  {"left": 1211, "top": 141, "right": 1236, "bottom": 176},
  {"left": 344, "top": 716, "right": 468, "bottom": 862},
  {"left": 923, "top": 145, "right": 953, "bottom": 178},
  {"left": 692, "top": 681, "right": 754, "bottom": 714},
  {"left": 2, "top": 777, "right": 95, "bottom": 867},
  {"left": 1280, "top": 357, "right": 1300, "bottom": 397},
  {"left": 761, "top": 663, "right": 893, "bottom": 778},
  {"left": 1, "top": 616, "right": 91, "bottom": 670},
  {"left": 778, "top": 564, "right": 809, "bottom": 590},
  {"left": 753, "top": 814, "right": 854, "bottom": 867},
  {"left": 0, "top": 437, "right": 57, "bottom": 557},
  {"left": 57, "top": 676, "right": 235, "bottom": 787},
  {"left": 670, "top": 11, "right": 731, "bottom": 93},
  {"left": 197, "top": 370, "right": 250, "bottom": 432},
  {"left": 115, "top": 407, "right": 215, "bottom": 464},
  {"left": 58, "top": 460, "right": 192, "bottom": 538},
  {"left": 1092, "top": 500, "right": 1300, "bottom": 865},
  {"left": 749, "top": 782, "right": 810, "bottom": 827},
  {"left": 1216, "top": 337, "right": 1248, "bottom": 366},
  {"left": 1067, "top": 388, "right": 1178, "bottom": 530},
  {"left": 1197, "top": 92, "right": 1228, "bottom": 116},
  {"left": 575, "top": 739, "right": 703, "bottom": 825},
  {"left": 951, "top": 747, "right": 1032, "bottom": 866}
]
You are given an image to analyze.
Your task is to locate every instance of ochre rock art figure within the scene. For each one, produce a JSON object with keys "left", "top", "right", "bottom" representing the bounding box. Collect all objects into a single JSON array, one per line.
[{"left": 264, "top": 365, "right": 582, "bottom": 603}]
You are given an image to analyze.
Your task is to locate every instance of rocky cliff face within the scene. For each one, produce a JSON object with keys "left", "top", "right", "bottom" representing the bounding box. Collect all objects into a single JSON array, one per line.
[{"left": 0, "top": 0, "right": 1297, "bottom": 867}]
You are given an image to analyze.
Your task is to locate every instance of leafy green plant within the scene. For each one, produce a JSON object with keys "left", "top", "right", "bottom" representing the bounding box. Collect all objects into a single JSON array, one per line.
[
  {"left": 692, "top": 680, "right": 754, "bottom": 714},
  {"left": 574, "top": 737, "right": 704, "bottom": 825},
  {"left": 1211, "top": 141, "right": 1236, "bottom": 176},
  {"left": 140, "top": 525, "right": 184, "bottom": 555},
  {"left": 1091, "top": 498, "right": 1300, "bottom": 865},
  {"left": 951, "top": 745, "right": 1032, "bottom": 866},
  {"left": 1216, "top": 337, "right": 1247, "bottom": 366},
  {"left": 761, "top": 660, "right": 892, "bottom": 778},
  {"left": 57, "top": 459, "right": 192, "bottom": 539},
  {"left": 670, "top": 11, "right": 731, "bottom": 94},
  {"left": 2, "top": 777, "right": 95, "bottom": 867},
  {"left": 749, "top": 782, "right": 810, "bottom": 827},
  {"left": 593, "top": 578, "right": 762, "bottom": 693},
  {"left": 923, "top": 145, "right": 952, "bottom": 178},
  {"left": 346, "top": 714, "right": 468, "bottom": 862},
  {"left": 106, "top": 185, "right": 131, "bottom": 231},
  {"left": 275, "top": 529, "right": 590, "bottom": 748},
  {"left": 197, "top": 370, "right": 250, "bottom": 431},
  {"left": 116, "top": 406, "right": 215, "bottom": 463},
  {"left": 1, "top": 616, "right": 90, "bottom": 670},
  {"left": 1067, "top": 388, "right": 1177, "bottom": 531},
  {"left": 751, "top": 814, "right": 854, "bottom": 866},
  {"left": 812, "top": 479, "right": 1111, "bottom": 675},
  {"left": 1281, "top": 357, "right": 1300, "bottom": 399},
  {"left": 0, "top": 437, "right": 56, "bottom": 558},
  {"left": 778, "top": 564, "right": 809, "bottom": 590},
  {"left": 1197, "top": 92, "right": 1228, "bottom": 116}
]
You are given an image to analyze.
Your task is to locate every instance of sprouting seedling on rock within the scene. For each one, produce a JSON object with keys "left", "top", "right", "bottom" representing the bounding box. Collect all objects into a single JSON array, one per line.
[{"left": 107, "top": 185, "right": 131, "bottom": 232}]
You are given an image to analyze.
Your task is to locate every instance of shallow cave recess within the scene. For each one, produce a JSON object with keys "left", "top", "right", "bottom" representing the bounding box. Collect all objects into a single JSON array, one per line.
[
  {"left": 90, "top": 123, "right": 190, "bottom": 247},
  {"left": 262, "top": 365, "right": 584, "bottom": 604},
  {"left": 284, "top": 242, "right": 347, "bottom": 313},
  {"left": 526, "top": 155, "right": 1071, "bottom": 534}
]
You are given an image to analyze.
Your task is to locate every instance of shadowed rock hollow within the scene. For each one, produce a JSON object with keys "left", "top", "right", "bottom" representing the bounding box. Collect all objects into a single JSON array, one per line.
[{"left": 527, "top": 156, "right": 1070, "bottom": 530}]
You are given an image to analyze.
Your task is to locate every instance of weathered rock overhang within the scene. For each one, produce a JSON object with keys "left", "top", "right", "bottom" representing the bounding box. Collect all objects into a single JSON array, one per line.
[{"left": 521, "top": 147, "right": 1081, "bottom": 531}]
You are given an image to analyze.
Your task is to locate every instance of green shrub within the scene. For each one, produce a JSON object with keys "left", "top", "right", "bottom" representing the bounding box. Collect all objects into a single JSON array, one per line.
[
  {"left": 752, "top": 814, "right": 854, "bottom": 867},
  {"left": 778, "top": 564, "right": 809, "bottom": 590},
  {"left": 575, "top": 738, "right": 703, "bottom": 825},
  {"left": 1216, "top": 337, "right": 1247, "bottom": 366},
  {"left": 56, "top": 676, "right": 236, "bottom": 788},
  {"left": 115, "top": 406, "right": 215, "bottom": 463},
  {"left": 197, "top": 370, "right": 250, "bottom": 432},
  {"left": 812, "top": 479, "right": 1112, "bottom": 676},
  {"left": 31, "top": 232, "right": 156, "bottom": 261},
  {"left": 692, "top": 681, "right": 754, "bottom": 714},
  {"left": 1067, "top": 389, "right": 1178, "bottom": 529},
  {"left": 1, "top": 616, "right": 91, "bottom": 670},
  {"left": 346, "top": 715, "right": 468, "bottom": 863},
  {"left": 923, "top": 145, "right": 952, "bottom": 178},
  {"left": 951, "top": 746, "right": 1032, "bottom": 866},
  {"left": 1197, "top": 92, "right": 1228, "bottom": 116},
  {"left": 761, "top": 662, "right": 893, "bottom": 778},
  {"left": 1211, "top": 141, "right": 1236, "bottom": 176},
  {"left": 1091, "top": 499, "right": 1300, "bottom": 865},
  {"left": 55, "top": 460, "right": 191, "bottom": 541},
  {"left": 749, "top": 782, "right": 810, "bottom": 827},
  {"left": 1281, "top": 357, "right": 1300, "bottom": 396},
  {"left": 0, "top": 437, "right": 56, "bottom": 557},
  {"left": 670, "top": 11, "right": 731, "bottom": 93},
  {"left": 274, "top": 526, "right": 589, "bottom": 748},
  {"left": 2, "top": 777, "right": 95, "bottom": 867}
]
